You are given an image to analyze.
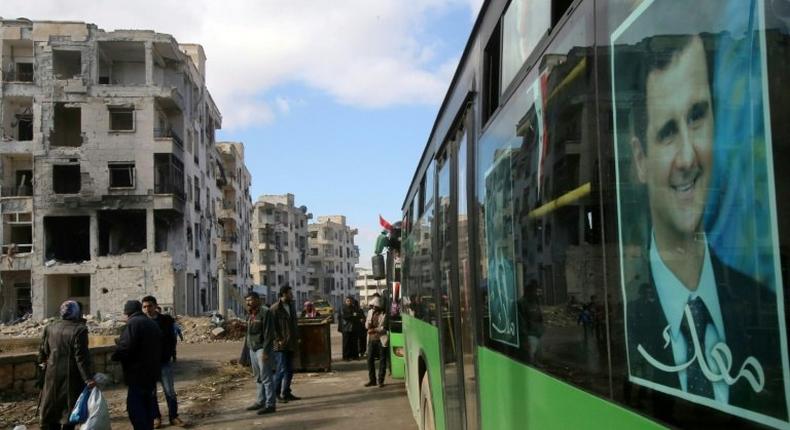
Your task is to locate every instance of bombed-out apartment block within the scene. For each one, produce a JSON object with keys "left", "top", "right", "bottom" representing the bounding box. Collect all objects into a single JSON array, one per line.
[
  {"left": 251, "top": 194, "right": 311, "bottom": 306},
  {"left": 215, "top": 142, "right": 253, "bottom": 316},
  {"left": 307, "top": 215, "right": 359, "bottom": 310},
  {"left": 0, "top": 19, "right": 253, "bottom": 320}
]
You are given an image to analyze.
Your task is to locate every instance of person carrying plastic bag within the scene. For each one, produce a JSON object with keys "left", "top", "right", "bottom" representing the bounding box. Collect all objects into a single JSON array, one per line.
[{"left": 38, "top": 300, "right": 96, "bottom": 430}]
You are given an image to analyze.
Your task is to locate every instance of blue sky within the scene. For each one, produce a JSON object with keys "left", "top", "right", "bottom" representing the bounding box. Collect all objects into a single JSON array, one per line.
[{"left": 6, "top": 0, "right": 481, "bottom": 265}]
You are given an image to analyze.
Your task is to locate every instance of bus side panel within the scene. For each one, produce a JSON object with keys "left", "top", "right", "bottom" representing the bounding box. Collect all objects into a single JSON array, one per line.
[
  {"left": 477, "top": 347, "right": 665, "bottom": 429},
  {"left": 403, "top": 314, "right": 446, "bottom": 430},
  {"left": 389, "top": 331, "right": 405, "bottom": 379}
]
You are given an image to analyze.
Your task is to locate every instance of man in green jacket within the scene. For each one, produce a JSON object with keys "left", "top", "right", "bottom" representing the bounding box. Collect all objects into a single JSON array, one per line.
[{"left": 244, "top": 292, "right": 276, "bottom": 414}]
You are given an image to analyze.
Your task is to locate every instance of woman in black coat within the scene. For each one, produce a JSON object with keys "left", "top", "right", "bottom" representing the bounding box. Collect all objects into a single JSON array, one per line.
[
  {"left": 38, "top": 301, "right": 96, "bottom": 430},
  {"left": 340, "top": 296, "right": 359, "bottom": 360}
]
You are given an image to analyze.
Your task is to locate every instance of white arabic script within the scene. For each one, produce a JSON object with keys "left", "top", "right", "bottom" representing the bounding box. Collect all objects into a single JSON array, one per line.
[{"left": 637, "top": 305, "right": 765, "bottom": 393}]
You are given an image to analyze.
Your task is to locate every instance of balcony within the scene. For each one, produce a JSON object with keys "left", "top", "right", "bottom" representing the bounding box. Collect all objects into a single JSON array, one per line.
[{"left": 154, "top": 127, "right": 184, "bottom": 149}]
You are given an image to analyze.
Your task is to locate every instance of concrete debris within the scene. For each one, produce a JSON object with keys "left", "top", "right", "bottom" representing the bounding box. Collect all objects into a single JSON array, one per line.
[{"left": 0, "top": 316, "right": 248, "bottom": 345}]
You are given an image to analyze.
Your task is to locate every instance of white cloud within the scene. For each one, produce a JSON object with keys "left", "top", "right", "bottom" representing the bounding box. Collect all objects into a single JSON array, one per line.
[
  {"left": 274, "top": 97, "right": 290, "bottom": 115},
  {"left": 4, "top": 0, "right": 475, "bottom": 129}
]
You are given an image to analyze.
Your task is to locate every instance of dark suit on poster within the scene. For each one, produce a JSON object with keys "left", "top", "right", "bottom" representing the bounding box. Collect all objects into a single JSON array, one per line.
[{"left": 627, "top": 250, "right": 787, "bottom": 420}]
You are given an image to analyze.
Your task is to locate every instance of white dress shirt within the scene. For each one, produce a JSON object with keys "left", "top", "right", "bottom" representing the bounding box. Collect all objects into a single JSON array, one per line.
[{"left": 650, "top": 232, "right": 729, "bottom": 402}]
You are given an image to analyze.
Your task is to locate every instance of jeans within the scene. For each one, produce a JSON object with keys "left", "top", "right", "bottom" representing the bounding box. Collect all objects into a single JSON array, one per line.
[
  {"left": 249, "top": 347, "right": 276, "bottom": 408},
  {"left": 367, "top": 340, "right": 389, "bottom": 384},
  {"left": 274, "top": 350, "right": 294, "bottom": 397},
  {"left": 128, "top": 383, "right": 156, "bottom": 430},
  {"left": 152, "top": 362, "right": 178, "bottom": 420}
]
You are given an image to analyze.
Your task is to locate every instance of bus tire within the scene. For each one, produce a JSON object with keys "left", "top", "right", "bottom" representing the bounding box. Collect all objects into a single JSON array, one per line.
[{"left": 420, "top": 375, "right": 436, "bottom": 430}]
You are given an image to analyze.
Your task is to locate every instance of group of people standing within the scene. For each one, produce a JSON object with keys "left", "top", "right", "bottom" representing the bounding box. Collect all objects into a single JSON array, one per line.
[
  {"left": 244, "top": 285, "right": 301, "bottom": 416},
  {"left": 38, "top": 296, "right": 184, "bottom": 430},
  {"left": 340, "top": 293, "right": 390, "bottom": 387}
]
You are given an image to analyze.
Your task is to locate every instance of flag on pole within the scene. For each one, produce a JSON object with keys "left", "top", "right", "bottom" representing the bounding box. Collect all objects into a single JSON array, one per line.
[{"left": 379, "top": 215, "right": 393, "bottom": 231}]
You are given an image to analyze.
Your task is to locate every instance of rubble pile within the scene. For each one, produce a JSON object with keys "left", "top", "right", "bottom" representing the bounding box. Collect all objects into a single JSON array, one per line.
[
  {"left": 0, "top": 315, "right": 125, "bottom": 339},
  {"left": 1, "top": 315, "right": 247, "bottom": 344},
  {"left": 175, "top": 316, "right": 247, "bottom": 344}
]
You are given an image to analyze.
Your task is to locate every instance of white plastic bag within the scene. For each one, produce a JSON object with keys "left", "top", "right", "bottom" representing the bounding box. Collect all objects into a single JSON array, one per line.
[{"left": 80, "top": 386, "right": 111, "bottom": 430}]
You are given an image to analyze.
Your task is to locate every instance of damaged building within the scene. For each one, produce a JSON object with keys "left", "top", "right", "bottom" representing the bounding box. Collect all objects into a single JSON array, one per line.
[
  {"left": 215, "top": 142, "right": 253, "bottom": 316},
  {"left": 0, "top": 19, "right": 253, "bottom": 320},
  {"left": 251, "top": 193, "right": 311, "bottom": 306}
]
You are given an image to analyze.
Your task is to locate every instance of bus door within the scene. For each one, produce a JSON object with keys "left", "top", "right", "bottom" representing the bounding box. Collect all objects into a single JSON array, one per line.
[{"left": 436, "top": 132, "right": 468, "bottom": 429}]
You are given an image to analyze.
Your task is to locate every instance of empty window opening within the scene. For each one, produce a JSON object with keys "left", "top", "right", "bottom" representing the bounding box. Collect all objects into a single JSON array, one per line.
[
  {"left": 2, "top": 97, "right": 34, "bottom": 142},
  {"left": 44, "top": 274, "right": 91, "bottom": 318},
  {"left": 98, "top": 210, "right": 146, "bottom": 256},
  {"left": 44, "top": 216, "right": 90, "bottom": 262},
  {"left": 53, "top": 50, "right": 82, "bottom": 79},
  {"left": 52, "top": 103, "right": 82, "bottom": 147},
  {"left": 109, "top": 107, "right": 134, "bottom": 131},
  {"left": 53, "top": 164, "right": 81, "bottom": 194},
  {"left": 154, "top": 210, "right": 181, "bottom": 254},
  {"left": 109, "top": 162, "right": 135, "bottom": 188},
  {"left": 3, "top": 212, "right": 33, "bottom": 254},
  {"left": 97, "top": 41, "right": 146, "bottom": 85}
]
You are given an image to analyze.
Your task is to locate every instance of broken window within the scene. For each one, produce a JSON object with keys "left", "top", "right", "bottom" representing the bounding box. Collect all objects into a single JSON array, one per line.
[
  {"left": 44, "top": 216, "right": 90, "bottom": 262},
  {"left": 53, "top": 50, "right": 81, "bottom": 79},
  {"left": 97, "top": 41, "right": 145, "bottom": 85},
  {"left": 53, "top": 164, "right": 81, "bottom": 194},
  {"left": 109, "top": 163, "right": 135, "bottom": 188},
  {"left": 109, "top": 107, "right": 134, "bottom": 131},
  {"left": 51, "top": 103, "right": 82, "bottom": 147},
  {"left": 3, "top": 212, "right": 33, "bottom": 253},
  {"left": 98, "top": 210, "right": 146, "bottom": 256}
]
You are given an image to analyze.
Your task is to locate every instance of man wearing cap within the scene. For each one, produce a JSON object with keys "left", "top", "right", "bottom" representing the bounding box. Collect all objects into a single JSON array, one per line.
[
  {"left": 38, "top": 300, "right": 96, "bottom": 430},
  {"left": 112, "top": 300, "right": 163, "bottom": 430}
]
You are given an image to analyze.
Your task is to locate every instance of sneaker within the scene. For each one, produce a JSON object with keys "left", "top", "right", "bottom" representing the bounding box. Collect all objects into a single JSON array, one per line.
[
  {"left": 170, "top": 417, "right": 186, "bottom": 427},
  {"left": 245, "top": 403, "right": 263, "bottom": 411},
  {"left": 278, "top": 395, "right": 288, "bottom": 404},
  {"left": 364, "top": 381, "right": 376, "bottom": 387},
  {"left": 153, "top": 418, "right": 162, "bottom": 429},
  {"left": 283, "top": 394, "right": 301, "bottom": 401},
  {"left": 257, "top": 406, "right": 276, "bottom": 415},
  {"left": 379, "top": 382, "right": 385, "bottom": 387}
]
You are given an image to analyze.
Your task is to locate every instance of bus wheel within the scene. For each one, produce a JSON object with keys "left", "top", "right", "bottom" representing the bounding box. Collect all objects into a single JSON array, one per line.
[{"left": 420, "top": 375, "right": 435, "bottom": 430}]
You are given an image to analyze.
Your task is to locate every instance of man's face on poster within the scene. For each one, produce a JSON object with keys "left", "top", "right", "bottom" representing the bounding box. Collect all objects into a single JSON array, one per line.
[{"left": 633, "top": 36, "right": 714, "bottom": 243}]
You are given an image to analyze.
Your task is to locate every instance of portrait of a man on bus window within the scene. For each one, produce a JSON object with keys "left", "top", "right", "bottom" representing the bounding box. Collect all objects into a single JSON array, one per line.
[{"left": 611, "top": 0, "right": 790, "bottom": 428}]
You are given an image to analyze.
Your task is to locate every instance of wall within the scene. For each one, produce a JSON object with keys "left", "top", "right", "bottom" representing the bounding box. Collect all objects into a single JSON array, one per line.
[{"left": 0, "top": 345, "right": 120, "bottom": 395}]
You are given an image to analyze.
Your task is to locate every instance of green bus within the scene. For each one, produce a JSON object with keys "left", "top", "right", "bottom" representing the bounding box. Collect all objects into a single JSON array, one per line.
[{"left": 399, "top": 0, "right": 790, "bottom": 429}]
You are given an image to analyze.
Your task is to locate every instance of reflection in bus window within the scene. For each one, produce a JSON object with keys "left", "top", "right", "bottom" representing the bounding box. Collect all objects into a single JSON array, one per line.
[{"left": 476, "top": 3, "right": 608, "bottom": 396}]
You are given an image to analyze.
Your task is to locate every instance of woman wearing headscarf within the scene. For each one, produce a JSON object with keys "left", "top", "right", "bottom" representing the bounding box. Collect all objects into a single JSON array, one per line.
[{"left": 38, "top": 300, "right": 96, "bottom": 430}]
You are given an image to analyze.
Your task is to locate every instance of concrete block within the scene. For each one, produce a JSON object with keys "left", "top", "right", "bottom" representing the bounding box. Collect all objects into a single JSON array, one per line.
[
  {"left": 210, "top": 327, "right": 225, "bottom": 338},
  {"left": 0, "top": 365, "right": 13, "bottom": 389},
  {"left": 14, "top": 362, "right": 36, "bottom": 380}
]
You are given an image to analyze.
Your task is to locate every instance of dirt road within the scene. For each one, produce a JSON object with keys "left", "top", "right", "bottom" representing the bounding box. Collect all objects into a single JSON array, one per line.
[{"left": 2, "top": 324, "right": 417, "bottom": 430}]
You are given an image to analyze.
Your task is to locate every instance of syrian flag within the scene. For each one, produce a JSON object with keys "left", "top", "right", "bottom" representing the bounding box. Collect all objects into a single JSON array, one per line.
[{"left": 379, "top": 215, "right": 393, "bottom": 231}]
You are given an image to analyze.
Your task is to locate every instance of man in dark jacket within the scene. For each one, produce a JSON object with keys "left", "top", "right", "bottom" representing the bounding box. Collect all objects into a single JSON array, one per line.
[
  {"left": 112, "top": 300, "right": 162, "bottom": 430},
  {"left": 142, "top": 296, "right": 184, "bottom": 428},
  {"left": 244, "top": 291, "right": 277, "bottom": 414},
  {"left": 38, "top": 300, "right": 96, "bottom": 430},
  {"left": 271, "top": 285, "right": 300, "bottom": 402}
]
